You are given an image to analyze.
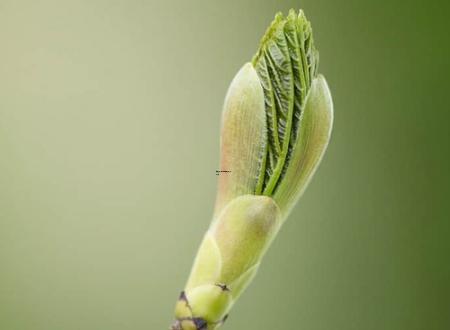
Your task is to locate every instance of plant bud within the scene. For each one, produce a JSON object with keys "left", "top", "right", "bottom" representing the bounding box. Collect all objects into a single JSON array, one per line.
[{"left": 172, "top": 10, "right": 333, "bottom": 329}]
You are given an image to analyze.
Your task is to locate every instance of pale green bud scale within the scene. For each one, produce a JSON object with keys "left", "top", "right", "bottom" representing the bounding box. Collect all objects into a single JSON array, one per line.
[{"left": 214, "top": 63, "right": 267, "bottom": 217}]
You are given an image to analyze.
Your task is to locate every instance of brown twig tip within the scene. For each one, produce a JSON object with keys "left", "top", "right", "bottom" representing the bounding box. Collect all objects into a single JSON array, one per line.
[
  {"left": 170, "top": 320, "right": 181, "bottom": 330},
  {"left": 170, "top": 317, "right": 208, "bottom": 330}
]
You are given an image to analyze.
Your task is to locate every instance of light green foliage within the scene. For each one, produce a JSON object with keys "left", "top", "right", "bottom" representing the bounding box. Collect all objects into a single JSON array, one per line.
[{"left": 172, "top": 10, "right": 333, "bottom": 330}]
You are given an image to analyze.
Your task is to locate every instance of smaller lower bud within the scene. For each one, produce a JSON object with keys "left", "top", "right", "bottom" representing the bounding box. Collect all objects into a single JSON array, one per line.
[
  {"left": 173, "top": 284, "right": 232, "bottom": 330},
  {"left": 185, "top": 284, "right": 232, "bottom": 325}
]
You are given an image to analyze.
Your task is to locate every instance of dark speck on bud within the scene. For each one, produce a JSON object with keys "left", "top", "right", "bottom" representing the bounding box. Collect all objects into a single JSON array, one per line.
[
  {"left": 179, "top": 291, "right": 188, "bottom": 301},
  {"left": 215, "top": 283, "right": 230, "bottom": 292}
]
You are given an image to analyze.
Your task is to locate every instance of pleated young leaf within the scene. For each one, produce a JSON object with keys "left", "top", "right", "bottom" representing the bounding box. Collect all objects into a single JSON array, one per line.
[{"left": 252, "top": 10, "right": 319, "bottom": 197}]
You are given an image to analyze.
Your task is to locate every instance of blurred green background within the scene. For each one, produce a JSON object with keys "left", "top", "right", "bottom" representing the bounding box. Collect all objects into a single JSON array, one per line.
[{"left": 1, "top": 1, "right": 449, "bottom": 329}]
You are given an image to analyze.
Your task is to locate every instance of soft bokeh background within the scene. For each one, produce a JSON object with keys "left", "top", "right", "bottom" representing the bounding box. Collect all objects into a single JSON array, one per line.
[{"left": 1, "top": 1, "right": 449, "bottom": 329}]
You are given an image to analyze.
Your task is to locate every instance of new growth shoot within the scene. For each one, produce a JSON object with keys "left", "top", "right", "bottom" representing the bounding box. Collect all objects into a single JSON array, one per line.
[{"left": 171, "top": 9, "right": 333, "bottom": 330}]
